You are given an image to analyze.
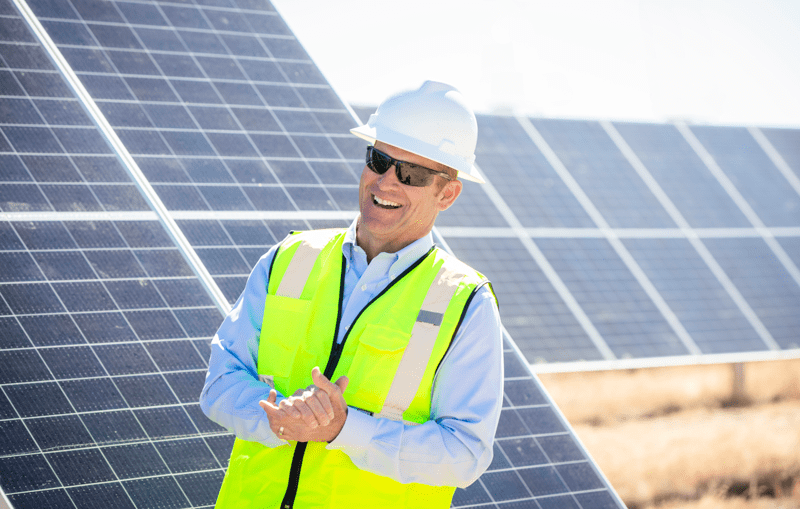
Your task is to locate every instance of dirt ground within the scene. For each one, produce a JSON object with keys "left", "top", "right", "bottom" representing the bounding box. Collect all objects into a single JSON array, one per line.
[{"left": 537, "top": 358, "right": 800, "bottom": 509}]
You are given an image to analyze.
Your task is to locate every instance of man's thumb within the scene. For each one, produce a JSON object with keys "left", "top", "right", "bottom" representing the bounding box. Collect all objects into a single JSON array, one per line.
[
  {"left": 312, "top": 366, "right": 347, "bottom": 395},
  {"left": 334, "top": 376, "right": 349, "bottom": 394},
  {"left": 311, "top": 366, "right": 333, "bottom": 390}
]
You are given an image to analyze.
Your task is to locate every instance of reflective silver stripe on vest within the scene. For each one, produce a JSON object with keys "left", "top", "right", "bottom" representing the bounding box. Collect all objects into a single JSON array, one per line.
[
  {"left": 275, "top": 232, "right": 330, "bottom": 299},
  {"left": 376, "top": 262, "right": 465, "bottom": 423}
]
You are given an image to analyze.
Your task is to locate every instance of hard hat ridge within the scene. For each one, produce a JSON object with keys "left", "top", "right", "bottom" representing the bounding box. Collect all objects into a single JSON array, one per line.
[{"left": 351, "top": 81, "right": 484, "bottom": 183}]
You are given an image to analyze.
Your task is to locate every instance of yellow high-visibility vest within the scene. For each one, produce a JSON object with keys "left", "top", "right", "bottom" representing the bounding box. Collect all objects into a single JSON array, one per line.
[{"left": 215, "top": 229, "right": 491, "bottom": 509}]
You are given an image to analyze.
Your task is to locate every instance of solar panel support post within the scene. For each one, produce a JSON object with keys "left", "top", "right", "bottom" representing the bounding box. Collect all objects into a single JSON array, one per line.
[{"left": 729, "top": 362, "right": 748, "bottom": 406}]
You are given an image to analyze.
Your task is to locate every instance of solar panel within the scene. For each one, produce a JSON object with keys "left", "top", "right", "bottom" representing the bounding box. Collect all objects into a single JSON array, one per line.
[
  {"left": 420, "top": 114, "right": 800, "bottom": 370},
  {"left": 1, "top": 0, "right": 626, "bottom": 507}
]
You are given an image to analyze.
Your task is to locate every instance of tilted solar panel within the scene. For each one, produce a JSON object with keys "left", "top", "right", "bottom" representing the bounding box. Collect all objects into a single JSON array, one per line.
[
  {"left": 0, "top": 0, "right": 625, "bottom": 507},
  {"left": 417, "top": 113, "right": 800, "bottom": 370}
]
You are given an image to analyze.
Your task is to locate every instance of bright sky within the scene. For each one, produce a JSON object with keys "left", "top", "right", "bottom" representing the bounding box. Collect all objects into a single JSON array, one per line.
[{"left": 272, "top": 0, "right": 800, "bottom": 128}]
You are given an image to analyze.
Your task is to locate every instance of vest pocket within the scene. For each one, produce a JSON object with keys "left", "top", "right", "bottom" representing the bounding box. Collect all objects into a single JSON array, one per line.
[
  {"left": 345, "top": 324, "right": 410, "bottom": 415},
  {"left": 258, "top": 294, "right": 312, "bottom": 391}
]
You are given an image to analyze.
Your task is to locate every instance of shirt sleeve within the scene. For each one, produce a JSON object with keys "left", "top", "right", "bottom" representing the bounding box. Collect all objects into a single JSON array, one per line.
[
  {"left": 326, "top": 284, "right": 504, "bottom": 488},
  {"left": 199, "top": 245, "right": 287, "bottom": 447}
]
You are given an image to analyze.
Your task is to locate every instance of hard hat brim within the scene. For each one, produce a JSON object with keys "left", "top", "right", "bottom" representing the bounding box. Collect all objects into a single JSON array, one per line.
[{"left": 350, "top": 125, "right": 485, "bottom": 184}]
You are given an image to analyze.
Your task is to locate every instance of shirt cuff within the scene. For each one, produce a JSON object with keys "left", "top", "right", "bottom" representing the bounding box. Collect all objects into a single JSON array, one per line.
[{"left": 326, "top": 406, "right": 377, "bottom": 451}]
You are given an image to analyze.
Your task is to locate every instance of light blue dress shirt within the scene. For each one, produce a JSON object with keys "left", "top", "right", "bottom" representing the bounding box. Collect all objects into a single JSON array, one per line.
[{"left": 200, "top": 218, "right": 504, "bottom": 488}]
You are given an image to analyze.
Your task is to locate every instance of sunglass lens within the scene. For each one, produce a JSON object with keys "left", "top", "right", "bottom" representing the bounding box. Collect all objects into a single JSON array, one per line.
[
  {"left": 397, "top": 166, "right": 430, "bottom": 187},
  {"left": 366, "top": 146, "right": 435, "bottom": 187},
  {"left": 367, "top": 147, "right": 390, "bottom": 175}
]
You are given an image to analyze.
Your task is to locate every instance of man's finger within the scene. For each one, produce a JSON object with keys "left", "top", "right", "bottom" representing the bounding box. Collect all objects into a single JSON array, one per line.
[
  {"left": 258, "top": 389, "right": 278, "bottom": 413},
  {"left": 292, "top": 399, "right": 319, "bottom": 429},
  {"left": 304, "top": 390, "right": 333, "bottom": 424},
  {"left": 278, "top": 399, "right": 303, "bottom": 419}
]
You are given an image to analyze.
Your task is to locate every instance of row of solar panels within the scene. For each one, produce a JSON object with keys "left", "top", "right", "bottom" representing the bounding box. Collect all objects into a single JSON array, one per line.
[{"left": 0, "top": 0, "right": 630, "bottom": 507}]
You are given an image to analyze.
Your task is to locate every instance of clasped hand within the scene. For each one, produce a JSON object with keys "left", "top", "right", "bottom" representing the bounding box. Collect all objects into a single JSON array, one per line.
[{"left": 259, "top": 366, "right": 349, "bottom": 443}]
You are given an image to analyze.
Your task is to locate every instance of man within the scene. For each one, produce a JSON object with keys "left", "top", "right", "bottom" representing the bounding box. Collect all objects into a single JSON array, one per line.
[{"left": 200, "top": 81, "right": 504, "bottom": 508}]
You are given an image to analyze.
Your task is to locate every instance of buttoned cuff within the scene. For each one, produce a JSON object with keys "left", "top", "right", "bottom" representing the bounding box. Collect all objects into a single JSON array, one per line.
[{"left": 326, "top": 406, "right": 376, "bottom": 451}]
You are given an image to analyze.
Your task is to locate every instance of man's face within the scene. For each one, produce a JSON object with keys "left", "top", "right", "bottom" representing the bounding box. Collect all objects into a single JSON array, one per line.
[{"left": 357, "top": 142, "right": 462, "bottom": 256}]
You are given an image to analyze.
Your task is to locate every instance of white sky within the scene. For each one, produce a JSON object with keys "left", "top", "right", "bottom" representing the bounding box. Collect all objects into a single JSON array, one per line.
[{"left": 272, "top": 0, "right": 800, "bottom": 128}]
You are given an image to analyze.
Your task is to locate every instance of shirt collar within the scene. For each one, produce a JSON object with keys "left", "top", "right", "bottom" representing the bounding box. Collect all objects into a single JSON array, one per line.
[{"left": 342, "top": 216, "right": 434, "bottom": 278}]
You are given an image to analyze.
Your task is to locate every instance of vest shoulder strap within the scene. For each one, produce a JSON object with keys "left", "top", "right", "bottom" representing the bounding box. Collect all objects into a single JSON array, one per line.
[
  {"left": 271, "top": 229, "right": 344, "bottom": 298},
  {"left": 376, "top": 249, "right": 488, "bottom": 423}
]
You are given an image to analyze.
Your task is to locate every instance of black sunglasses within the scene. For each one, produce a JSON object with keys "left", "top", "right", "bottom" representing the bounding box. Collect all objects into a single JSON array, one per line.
[{"left": 365, "top": 146, "right": 454, "bottom": 187}]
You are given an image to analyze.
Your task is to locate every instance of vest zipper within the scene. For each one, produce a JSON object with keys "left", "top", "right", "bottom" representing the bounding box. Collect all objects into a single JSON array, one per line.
[
  {"left": 279, "top": 254, "right": 347, "bottom": 509},
  {"left": 279, "top": 246, "right": 435, "bottom": 508}
]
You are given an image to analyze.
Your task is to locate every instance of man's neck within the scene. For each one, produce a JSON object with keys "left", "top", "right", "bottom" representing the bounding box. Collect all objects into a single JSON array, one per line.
[
  {"left": 355, "top": 222, "right": 428, "bottom": 264},
  {"left": 356, "top": 236, "right": 404, "bottom": 264}
]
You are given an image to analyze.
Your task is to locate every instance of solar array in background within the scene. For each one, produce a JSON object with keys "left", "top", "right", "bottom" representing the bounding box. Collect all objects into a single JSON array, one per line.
[
  {"left": 0, "top": 0, "right": 625, "bottom": 508},
  {"left": 353, "top": 109, "right": 800, "bottom": 368}
]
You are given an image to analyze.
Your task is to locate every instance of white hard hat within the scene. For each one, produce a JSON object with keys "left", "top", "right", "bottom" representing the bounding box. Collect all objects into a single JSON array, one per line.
[{"left": 351, "top": 81, "right": 484, "bottom": 184}]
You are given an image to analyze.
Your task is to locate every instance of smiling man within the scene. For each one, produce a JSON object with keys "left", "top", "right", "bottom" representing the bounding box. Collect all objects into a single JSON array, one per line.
[{"left": 200, "top": 81, "right": 504, "bottom": 509}]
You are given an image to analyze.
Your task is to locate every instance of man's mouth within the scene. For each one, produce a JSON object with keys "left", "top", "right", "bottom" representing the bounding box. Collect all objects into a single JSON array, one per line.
[{"left": 372, "top": 194, "right": 401, "bottom": 209}]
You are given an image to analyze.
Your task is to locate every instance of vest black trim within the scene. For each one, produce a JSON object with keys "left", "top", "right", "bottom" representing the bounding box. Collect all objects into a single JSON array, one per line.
[{"left": 434, "top": 280, "right": 493, "bottom": 377}]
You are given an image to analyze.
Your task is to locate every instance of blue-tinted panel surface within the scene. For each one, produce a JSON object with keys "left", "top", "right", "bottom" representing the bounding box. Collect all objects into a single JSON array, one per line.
[
  {"left": 537, "top": 237, "right": 686, "bottom": 358},
  {"left": 704, "top": 237, "right": 800, "bottom": 350},
  {"left": 532, "top": 118, "right": 676, "bottom": 228},
  {"left": 778, "top": 237, "right": 800, "bottom": 269},
  {"left": 623, "top": 238, "right": 766, "bottom": 353},
  {"left": 34, "top": 0, "right": 359, "bottom": 214},
  {"left": 180, "top": 218, "right": 275, "bottom": 304},
  {"left": 0, "top": 217, "right": 224, "bottom": 505},
  {"left": 761, "top": 127, "right": 800, "bottom": 180},
  {"left": 0, "top": 9, "right": 146, "bottom": 213},
  {"left": 613, "top": 122, "right": 750, "bottom": 228},
  {"left": 690, "top": 126, "right": 800, "bottom": 227},
  {"left": 473, "top": 115, "right": 594, "bottom": 228},
  {"left": 445, "top": 236, "right": 601, "bottom": 363}
]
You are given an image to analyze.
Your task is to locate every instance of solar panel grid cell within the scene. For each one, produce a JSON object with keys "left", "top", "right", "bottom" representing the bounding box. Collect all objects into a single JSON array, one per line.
[
  {"left": 476, "top": 115, "right": 596, "bottom": 229},
  {"left": 536, "top": 237, "right": 686, "bottom": 359},
  {"left": 605, "top": 122, "right": 752, "bottom": 228},
  {"left": 691, "top": 126, "right": 800, "bottom": 228},
  {"left": 703, "top": 237, "right": 800, "bottom": 350},
  {"left": 762, "top": 128, "right": 800, "bottom": 180},
  {"left": 622, "top": 237, "right": 766, "bottom": 354},
  {"left": 532, "top": 118, "right": 676, "bottom": 229}
]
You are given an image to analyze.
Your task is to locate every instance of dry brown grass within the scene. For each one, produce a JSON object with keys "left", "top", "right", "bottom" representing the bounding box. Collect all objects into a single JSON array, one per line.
[
  {"left": 537, "top": 359, "right": 800, "bottom": 509},
  {"left": 539, "top": 359, "right": 800, "bottom": 425},
  {"left": 574, "top": 401, "right": 800, "bottom": 505},
  {"left": 656, "top": 495, "right": 800, "bottom": 509}
]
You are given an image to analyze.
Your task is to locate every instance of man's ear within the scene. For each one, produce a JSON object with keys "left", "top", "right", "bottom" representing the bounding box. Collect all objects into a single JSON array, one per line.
[{"left": 437, "top": 179, "right": 462, "bottom": 211}]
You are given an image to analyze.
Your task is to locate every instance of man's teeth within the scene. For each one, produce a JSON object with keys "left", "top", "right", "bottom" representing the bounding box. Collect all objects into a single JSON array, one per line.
[{"left": 373, "top": 195, "right": 400, "bottom": 208}]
